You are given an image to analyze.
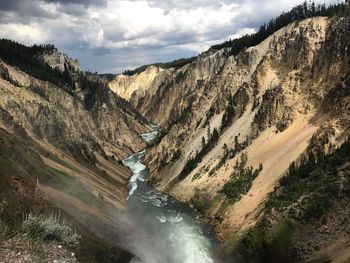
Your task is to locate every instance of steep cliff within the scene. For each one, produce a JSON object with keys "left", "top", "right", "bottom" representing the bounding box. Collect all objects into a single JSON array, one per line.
[
  {"left": 0, "top": 42, "right": 151, "bottom": 261},
  {"left": 109, "top": 16, "right": 350, "bottom": 261}
]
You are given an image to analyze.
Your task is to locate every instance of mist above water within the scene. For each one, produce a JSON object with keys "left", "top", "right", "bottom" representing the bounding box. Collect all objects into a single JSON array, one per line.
[{"left": 122, "top": 129, "right": 216, "bottom": 263}]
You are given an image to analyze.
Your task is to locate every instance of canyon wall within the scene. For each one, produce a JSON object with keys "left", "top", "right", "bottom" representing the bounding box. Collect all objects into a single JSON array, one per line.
[
  {"left": 0, "top": 46, "right": 151, "bottom": 261},
  {"left": 110, "top": 16, "right": 350, "bottom": 261}
]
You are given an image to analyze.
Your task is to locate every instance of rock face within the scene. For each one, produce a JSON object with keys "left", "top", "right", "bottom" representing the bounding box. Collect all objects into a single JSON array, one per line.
[
  {"left": 0, "top": 60, "right": 147, "bottom": 160},
  {"left": 109, "top": 66, "right": 169, "bottom": 111},
  {"left": 39, "top": 48, "right": 80, "bottom": 72},
  {"left": 0, "top": 47, "right": 150, "bottom": 261},
  {"left": 109, "top": 16, "right": 350, "bottom": 257}
]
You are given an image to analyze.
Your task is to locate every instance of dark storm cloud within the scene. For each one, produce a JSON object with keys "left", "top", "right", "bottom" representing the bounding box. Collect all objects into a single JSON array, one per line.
[
  {"left": 0, "top": 0, "right": 55, "bottom": 19},
  {"left": 43, "top": 0, "right": 107, "bottom": 6},
  {"left": 145, "top": 0, "right": 234, "bottom": 9},
  {"left": 0, "top": 0, "right": 105, "bottom": 21},
  {"left": 55, "top": 3, "right": 87, "bottom": 16},
  {"left": 0, "top": 0, "right": 32, "bottom": 11}
]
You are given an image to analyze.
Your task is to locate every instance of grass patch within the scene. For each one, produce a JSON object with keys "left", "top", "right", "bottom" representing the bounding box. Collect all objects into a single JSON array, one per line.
[
  {"left": 21, "top": 213, "right": 80, "bottom": 248},
  {"left": 225, "top": 220, "right": 293, "bottom": 263},
  {"left": 31, "top": 161, "right": 104, "bottom": 208},
  {"left": 46, "top": 153, "right": 78, "bottom": 173},
  {"left": 232, "top": 227, "right": 268, "bottom": 263},
  {"left": 0, "top": 156, "right": 14, "bottom": 174}
]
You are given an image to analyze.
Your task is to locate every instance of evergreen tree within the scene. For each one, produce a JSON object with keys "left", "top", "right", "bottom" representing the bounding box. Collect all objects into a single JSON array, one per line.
[
  {"left": 0, "top": 39, "right": 73, "bottom": 89},
  {"left": 207, "top": 124, "right": 211, "bottom": 140},
  {"left": 212, "top": 128, "right": 219, "bottom": 145}
]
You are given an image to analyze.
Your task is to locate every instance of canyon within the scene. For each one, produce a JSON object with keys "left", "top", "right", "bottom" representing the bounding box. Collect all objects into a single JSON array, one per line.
[
  {"left": 110, "top": 16, "right": 350, "bottom": 262},
  {"left": 0, "top": 5, "right": 350, "bottom": 263}
]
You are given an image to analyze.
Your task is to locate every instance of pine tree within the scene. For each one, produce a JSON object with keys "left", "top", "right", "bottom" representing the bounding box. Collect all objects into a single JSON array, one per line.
[
  {"left": 202, "top": 137, "right": 206, "bottom": 150},
  {"left": 212, "top": 128, "right": 219, "bottom": 145},
  {"left": 207, "top": 124, "right": 211, "bottom": 140}
]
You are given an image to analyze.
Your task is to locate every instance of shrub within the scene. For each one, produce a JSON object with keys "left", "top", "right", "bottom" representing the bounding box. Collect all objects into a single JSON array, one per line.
[
  {"left": 21, "top": 213, "right": 80, "bottom": 248},
  {"left": 0, "top": 200, "right": 7, "bottom": 214},
  {"left": 27, "top": 83, "right": 49, "bottom": 100},
  {"left": 0, "top": 218, "right": 9, "bottom": 241},
  {"left": 171, "top": 149, "right": 182, "bottom": 161}
]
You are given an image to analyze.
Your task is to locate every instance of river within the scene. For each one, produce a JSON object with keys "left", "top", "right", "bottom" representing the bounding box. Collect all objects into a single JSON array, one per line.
[{"left": 122, "top": 127, "right": 216, "bottom": 263}]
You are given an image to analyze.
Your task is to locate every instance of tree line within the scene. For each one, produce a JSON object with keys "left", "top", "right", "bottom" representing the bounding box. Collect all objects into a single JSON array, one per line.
[
  {"left": 0, "top": 39, "right": 113, "bottom": 110},
  {"left": 123, "top": 1, "right": 350, "bottom": 77},
  {"left": 0, "top": 39, "right": 73, "bottom": 88},
  {"left": 123, "top": 56, "right": 197, "bottom": 76},
  {"left": 211, "top": 1, "right": 350, "bottom": 56}
]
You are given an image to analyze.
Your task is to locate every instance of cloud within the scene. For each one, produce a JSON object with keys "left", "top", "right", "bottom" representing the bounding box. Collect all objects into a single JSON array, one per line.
[
  {"left": 80, "top": 1, "right": 240, "bottom": 49},
  {"left": 43, "top": 0, "right": 107, "bottom": 7},
  {"left": 0, "top": 0, "right": 340, "bottom": 73},
  {"left": 0, "top": 23, "right": 51, "bottom": 45},
  {"left": 0, "top": 0, "right": 58, "bottom": 20}
]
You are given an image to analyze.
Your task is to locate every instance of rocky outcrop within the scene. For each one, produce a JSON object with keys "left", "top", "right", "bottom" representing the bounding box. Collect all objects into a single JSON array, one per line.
[
  {"left": 253, "top": 85, "right": 295, "bottom": 132},
  {"left": 39, "top": 48, "right": 80, "bottom": 73},
  {"left": 109, "top": 66, "right": 169, "bottom": 110}
]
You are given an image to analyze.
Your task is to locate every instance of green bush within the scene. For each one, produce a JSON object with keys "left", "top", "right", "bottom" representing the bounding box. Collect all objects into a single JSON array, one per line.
[{"left": 21, "top": 213, "right": 80, "bottom": 248}]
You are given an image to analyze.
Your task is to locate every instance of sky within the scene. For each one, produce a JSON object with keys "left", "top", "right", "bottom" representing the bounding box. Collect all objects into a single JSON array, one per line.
[{"left": 0, "top": 0, "right": 338, "bottom": 73}]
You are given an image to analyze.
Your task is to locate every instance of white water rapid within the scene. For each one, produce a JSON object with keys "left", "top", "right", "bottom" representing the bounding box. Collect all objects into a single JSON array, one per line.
[{"left": 122, "top": 126, "right": 216, "bottom": 263}]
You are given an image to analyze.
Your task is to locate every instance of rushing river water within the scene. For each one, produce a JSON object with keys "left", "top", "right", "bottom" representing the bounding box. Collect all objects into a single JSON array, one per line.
[{"left": 122, "top": 127, "right": 216, "bottom": 263}]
